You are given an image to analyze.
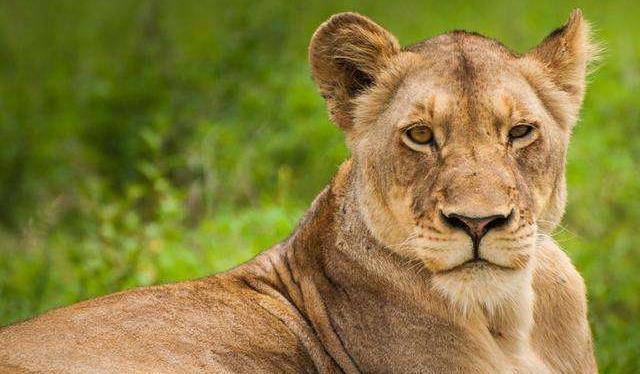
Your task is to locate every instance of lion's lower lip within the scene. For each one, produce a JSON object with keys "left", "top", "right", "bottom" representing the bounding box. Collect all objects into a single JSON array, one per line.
[
  {"left": 460, "top": 259, "right": 491, "bottom": 268},
  {"left": 443, "top": 258, "right": 514, "bottom": 273}
]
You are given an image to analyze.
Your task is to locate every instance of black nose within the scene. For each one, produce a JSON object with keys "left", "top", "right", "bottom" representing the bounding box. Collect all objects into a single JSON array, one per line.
[{"left": 441, "top": 212, "right": 512, "bottom": 247}]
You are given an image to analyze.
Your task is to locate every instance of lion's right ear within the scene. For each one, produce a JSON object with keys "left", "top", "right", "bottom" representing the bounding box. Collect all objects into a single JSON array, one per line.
[
  {"left": 525, "top": 10, "right": 601, "bottom": 113},
  {"left": 309, "top": 13, "right": 400, "bottom": 131}
]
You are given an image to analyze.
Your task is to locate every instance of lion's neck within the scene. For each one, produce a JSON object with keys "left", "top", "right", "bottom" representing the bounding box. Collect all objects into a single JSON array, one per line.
[{"left": 281, "top": 162, "right": 538, "bottom": 365}]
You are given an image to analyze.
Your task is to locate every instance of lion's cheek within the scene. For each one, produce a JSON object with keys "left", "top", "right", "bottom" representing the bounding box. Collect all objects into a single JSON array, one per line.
[{"left": 355, "top": 173, "right": 415, "bottom": 250}]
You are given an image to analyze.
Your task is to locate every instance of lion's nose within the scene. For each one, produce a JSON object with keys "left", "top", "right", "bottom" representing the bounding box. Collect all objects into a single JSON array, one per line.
[{"left": 441, "top": 212, "right": 512, "bottom": 243}]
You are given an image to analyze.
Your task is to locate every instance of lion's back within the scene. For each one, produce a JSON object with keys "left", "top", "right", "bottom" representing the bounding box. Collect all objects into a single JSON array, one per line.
[{"left": 0, "top": 274, "right": 317, "bottom": 373}]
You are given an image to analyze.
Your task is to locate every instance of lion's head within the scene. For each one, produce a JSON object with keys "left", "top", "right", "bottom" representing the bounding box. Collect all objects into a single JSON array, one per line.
[{"left": 309, "top": 11, "right": 598, "bottom": 309}]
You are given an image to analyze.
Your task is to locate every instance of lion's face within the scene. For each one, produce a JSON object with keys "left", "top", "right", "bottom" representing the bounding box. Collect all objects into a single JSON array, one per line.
[
  {"left": 354, "top": 48, "right": 558, "bottom": 272},
  {"left": 310, "top": 12, "right": 596, "bottom": 306}
]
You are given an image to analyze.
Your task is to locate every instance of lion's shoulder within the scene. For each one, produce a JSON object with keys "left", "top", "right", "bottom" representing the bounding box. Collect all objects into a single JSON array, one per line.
[
  {"left": 533, "top": 238, "right": 586, "bottom": 300},
  {"left": 531, "top": 238, "right": 597, "bottom": 373}
]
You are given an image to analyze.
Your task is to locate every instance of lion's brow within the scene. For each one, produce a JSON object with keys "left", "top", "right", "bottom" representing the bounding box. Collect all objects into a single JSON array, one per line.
[{"left": 407, "top": 96, "right": 436, "bottom": 124}]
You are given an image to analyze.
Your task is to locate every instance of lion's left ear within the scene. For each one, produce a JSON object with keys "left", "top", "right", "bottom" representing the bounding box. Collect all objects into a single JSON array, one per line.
[
  {"left": 309, "top": 13, "right": 400, "bottom": 131},
  {"left": 526, "top": 9, "right": 601, "bottom": 108}
]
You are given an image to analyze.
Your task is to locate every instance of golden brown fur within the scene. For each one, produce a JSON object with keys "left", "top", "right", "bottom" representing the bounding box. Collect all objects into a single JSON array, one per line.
[{"left": 0, "top": 10, "right": 598, "bottom": 373}]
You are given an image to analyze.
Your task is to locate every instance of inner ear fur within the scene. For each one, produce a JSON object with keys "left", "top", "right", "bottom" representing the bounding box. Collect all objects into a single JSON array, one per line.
[
  {"left": 526, "top": 9, "right": 601, "bottom": 107},
  {"left": 309, "top": 12, "right": 400, "bottom": 130}
]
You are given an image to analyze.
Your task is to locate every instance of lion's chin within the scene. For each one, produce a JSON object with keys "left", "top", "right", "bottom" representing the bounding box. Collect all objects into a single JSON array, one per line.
[{"left": 430, "top": 260, "right": 533, "bottom": 315}]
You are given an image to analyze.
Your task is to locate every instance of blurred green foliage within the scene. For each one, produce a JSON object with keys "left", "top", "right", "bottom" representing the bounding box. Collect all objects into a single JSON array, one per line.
[{"left": 0, "top": 0, "right": 638, "bottom": 372}]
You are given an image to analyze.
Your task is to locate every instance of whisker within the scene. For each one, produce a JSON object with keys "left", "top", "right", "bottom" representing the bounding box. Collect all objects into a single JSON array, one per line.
[
  {"left": 536, "top": 219, "right": 581, "bottom": 240},
  {"left": 503, "top": 244, "right": 531, "bottom": 251},
  {"left": 387, "top": 233, "right": 420, "bottom": 250},
  {"left": 400, "top": 255, "right": 424, "bottom": 274},
  {"left": 536, "top": 232, "right": 575, "bottom": 244},
  {"left": 493, "top": 230, "right": 535, "bottom": 242}
]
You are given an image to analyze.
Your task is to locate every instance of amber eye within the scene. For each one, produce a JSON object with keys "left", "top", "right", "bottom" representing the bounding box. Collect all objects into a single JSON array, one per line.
[
  {"left": 509, "top": 124, "right": 534, "bottom": 140},
  {"left": 405, "top": 126, "right": 433, "bottom": 145}
]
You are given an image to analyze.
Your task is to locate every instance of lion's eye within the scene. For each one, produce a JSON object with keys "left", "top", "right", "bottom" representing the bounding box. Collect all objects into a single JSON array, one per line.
[
  {"left": 405, "top": 126, "right": 433, "bottom": 145},
  {"left": 509, "top": 124, "right": 534, "bottom": 140}
]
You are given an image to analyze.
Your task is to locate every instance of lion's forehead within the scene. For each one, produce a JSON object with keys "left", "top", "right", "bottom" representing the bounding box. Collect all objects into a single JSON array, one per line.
[{"left": 380, "top": 55, "right": 544, "bottom": 135}]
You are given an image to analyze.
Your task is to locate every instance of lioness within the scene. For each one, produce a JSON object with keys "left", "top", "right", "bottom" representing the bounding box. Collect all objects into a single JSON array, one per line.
[{"left": 0, "top": 10, "right": 598, "bottom": 373}]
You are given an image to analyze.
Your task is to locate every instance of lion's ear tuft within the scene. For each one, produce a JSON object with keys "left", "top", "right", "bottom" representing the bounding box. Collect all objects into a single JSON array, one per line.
[
  {"left": 527, "top": 9, "right": 602, "bottom": 106},
  {"left": 309, "top": 12, "right": 400, "bottom": 130}
]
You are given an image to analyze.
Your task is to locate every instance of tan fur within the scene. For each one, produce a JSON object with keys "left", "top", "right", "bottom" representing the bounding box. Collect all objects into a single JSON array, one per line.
[{"left": 0, "top": 10, "right": 597, "bottom": 373}]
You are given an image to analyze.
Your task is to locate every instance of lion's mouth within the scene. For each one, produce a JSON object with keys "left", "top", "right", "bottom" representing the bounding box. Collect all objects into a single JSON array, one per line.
[{"left": 442, "top": 258, "right": 516, "bottom": 274}]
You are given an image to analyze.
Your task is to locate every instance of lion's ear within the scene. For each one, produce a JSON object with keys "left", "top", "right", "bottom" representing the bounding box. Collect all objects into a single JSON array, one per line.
[
  {"left": 309, "top": 12, "right": 400, "bottom": 131},
  {"left": 527, "top": 9, "right": 601, "bottom": 107}
]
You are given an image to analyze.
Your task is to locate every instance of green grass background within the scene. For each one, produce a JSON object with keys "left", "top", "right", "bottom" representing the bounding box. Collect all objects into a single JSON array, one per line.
[{"left": 0, "top": 1, "right": 638, "bottom": 371}]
